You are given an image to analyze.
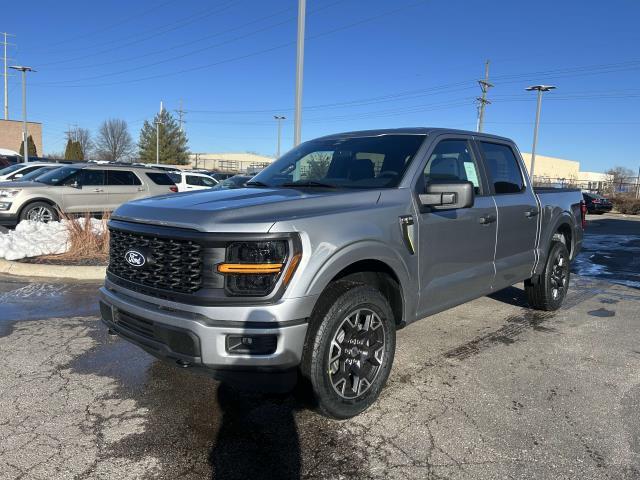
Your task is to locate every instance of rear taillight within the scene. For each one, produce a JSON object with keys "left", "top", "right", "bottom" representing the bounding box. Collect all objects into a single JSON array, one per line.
[
  {"left": 169, "top": 186, "right": 178, "bottom": 193},
  {"left": 580, "top": 200, "right": 587, "bottom": 228}
]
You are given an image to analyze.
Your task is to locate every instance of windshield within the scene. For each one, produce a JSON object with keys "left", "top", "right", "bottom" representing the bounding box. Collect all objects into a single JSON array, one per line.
[
  {"left": 35, "top": 166, "right": 80, "bottom": 185},
  {"left": 0, "top": 163, "right": 25, "bottom": 176},
  {"left": 251, "top": 134, "right": 426, "bottom": 189},
  {"left": 20, "top": 166, "right": 58, "bottom": 181}
]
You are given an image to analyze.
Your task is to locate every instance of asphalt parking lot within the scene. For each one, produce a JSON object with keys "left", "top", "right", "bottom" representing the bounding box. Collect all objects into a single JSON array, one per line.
[{"left": 0, "top": 213, "right": 639, "bottom": 479}]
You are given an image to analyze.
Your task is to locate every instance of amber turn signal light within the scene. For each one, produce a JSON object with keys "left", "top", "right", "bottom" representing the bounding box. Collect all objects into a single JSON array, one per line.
[{"left": 217, "top": 263, "right": 283, "bottom": 274}]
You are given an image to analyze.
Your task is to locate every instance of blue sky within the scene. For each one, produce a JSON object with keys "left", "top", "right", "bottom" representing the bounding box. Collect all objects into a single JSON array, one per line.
[{"left": 3, "top": 0, "right": 640, "bottom": 172}]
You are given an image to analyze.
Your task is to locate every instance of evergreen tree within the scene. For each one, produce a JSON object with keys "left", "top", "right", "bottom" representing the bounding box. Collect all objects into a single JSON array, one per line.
[
  {"left": 64, "top": 139, "right": 84, "bottom": 161},
  {"left": 138, "top": 108, "right": 189, "bottom": 164},
  {"left": 19, "top": 135, "right": 38, "bottom": 159}
]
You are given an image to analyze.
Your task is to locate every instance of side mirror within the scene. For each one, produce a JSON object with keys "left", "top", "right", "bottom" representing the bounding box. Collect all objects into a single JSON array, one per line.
[
  {"left": 419, "top": 181, "right": 474, "bottom": 210},
  {"left": 13, "top": 173, "right": 23, "bottom": 179},
  {"left": 69, "top": 180, "right": 81, "bottom": 189}
]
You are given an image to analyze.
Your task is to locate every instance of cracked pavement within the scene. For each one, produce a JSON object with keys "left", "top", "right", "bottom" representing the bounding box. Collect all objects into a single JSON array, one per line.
[{"left": 0, "top": 213, "right": 639, "bottom": 479}]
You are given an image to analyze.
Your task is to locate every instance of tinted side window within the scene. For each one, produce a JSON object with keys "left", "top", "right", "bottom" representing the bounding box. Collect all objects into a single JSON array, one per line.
[
  {"left": 423, "top": 140, "right": 482, "bottom": 194},
  {"left": 106, "top": 170, "right": 141, "bottom": 185},
  {"left": 146, "top": 172, "right": 175, "bottom": 185},
  {"left": 147, "top": 172, "right": 174, "bottom": 185},
  {"left": 478, "top": 142, "right": 525, "bottom": 194},
  {"left": 79, "top": 169, "right": 105, "bottom": 186},
  {"left": 186, "top": 175, "right": 202, "bottom": 186}
]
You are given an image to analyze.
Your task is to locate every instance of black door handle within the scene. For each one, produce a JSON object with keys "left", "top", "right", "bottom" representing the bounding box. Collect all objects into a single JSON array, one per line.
[
  {"left": 479, "top": 214, "right": 496, "bottom": 224},
  {"left": 525, "top": 208, "right": 539, "bottom": 218}
]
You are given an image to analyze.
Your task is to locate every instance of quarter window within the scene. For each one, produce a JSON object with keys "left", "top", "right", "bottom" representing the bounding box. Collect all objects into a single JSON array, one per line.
[
  {"left": 423, "top": 140, "right": 482, "bottom": 194},
  {"left": 478, "top": 142, "right": 525, "bottom": 194}
]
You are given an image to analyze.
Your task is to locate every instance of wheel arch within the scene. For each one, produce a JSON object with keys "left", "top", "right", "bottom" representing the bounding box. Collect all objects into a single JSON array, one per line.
[
  {"left": 18, "top": 198, "right": 60, "bottom": 220},
  {"left": 304, "top": 242, "right": 414, "bottom": 327}
]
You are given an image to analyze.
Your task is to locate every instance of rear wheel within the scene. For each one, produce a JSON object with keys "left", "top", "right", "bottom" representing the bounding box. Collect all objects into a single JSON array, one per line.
[
  {"left": 300, "top": 281, "right": 396, "bottom": 419},
  {"left": 19, "top": 202, "right": 59, "bottom": 223},
  {"left": 525, "top": 241, "right": 570, "bottom": 311}
]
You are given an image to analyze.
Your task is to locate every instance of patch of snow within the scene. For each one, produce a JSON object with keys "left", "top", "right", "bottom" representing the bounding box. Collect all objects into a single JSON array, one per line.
[{"left": 0, "top": 219, "right": 105, "bottom": 261}]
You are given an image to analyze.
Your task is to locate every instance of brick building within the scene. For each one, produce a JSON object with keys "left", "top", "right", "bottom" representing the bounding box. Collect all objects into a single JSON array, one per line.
[{"left": 0, "top": 119, "right": 43, "bottom": 156}]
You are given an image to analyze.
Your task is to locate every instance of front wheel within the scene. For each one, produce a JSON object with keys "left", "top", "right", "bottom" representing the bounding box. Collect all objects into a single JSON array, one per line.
[
  {"left": 19, "top": 201, "right": 59, "bottom": 223},
  {"left": 300, "top": 282, "right": 396, "bottom": 419},
  {"left": 525, "top": 241, "right": 570, "bottom": 311}
]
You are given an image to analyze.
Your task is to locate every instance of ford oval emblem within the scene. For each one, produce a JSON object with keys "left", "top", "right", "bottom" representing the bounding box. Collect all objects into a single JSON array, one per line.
[{"left": 125, "top": 250, "right": 146, "bottom": 267}]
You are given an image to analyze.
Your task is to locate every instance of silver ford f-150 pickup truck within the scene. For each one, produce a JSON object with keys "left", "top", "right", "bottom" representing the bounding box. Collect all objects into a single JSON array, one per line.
[{"left": 99, "top": 128, "right": 585, "bottom": 418}]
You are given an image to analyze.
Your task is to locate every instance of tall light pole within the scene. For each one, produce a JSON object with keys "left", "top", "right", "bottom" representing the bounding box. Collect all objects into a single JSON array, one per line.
[
  {"left": 2, "top": 33, "right": 15, "bottom": 120},
  {"left": 293, "top": 0, "right": 306, "bottom": 146},
  {"left": 526, "top": 85, "right": 556, "bottom": 179},
  {"left": 9, "top": 65, "right": 35, "bottom": 163},
  {"left": 155, "top": 101, "right": 164, "bottom": 165},
  {"left": 274, "top": 115, "right": 285, "bottom": 157}
]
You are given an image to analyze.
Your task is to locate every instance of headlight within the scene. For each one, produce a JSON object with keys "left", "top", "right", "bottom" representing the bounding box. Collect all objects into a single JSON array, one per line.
[
  {"left": 217, "top": 240, "right": 297, "bottom": 296},
  {"left": 0, "top": 189, "right": 21, "bottom": 198}
]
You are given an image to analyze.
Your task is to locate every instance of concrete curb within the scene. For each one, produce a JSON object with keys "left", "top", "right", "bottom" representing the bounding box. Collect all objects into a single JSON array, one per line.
[{"left": 0, "top": 258, "right": 106, "bottom": 280}]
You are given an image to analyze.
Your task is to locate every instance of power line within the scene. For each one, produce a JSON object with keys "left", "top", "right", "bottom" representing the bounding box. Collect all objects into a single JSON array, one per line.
[
  {"left": 38, "top": 0, "right": 180, "bottom": 50},
  {"left": 44, "top": 4, "right": 297, "bottom": 71},
  {"left": 37, "top": 0, "right": 241, "bottom": 65},
  {"left": 32, "top": 0, "right": 429, "bottom": 88}
]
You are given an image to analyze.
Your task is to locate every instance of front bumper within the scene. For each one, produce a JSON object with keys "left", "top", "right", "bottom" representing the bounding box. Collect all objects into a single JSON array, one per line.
[
  {"left": 0, "top": 212, "right": 18, "bottom": 226},
  {"left": 99, "top": 279, "right": 318, "bottom": 390}
]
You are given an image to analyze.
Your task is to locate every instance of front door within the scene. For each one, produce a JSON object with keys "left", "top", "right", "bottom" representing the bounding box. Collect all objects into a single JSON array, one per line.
[{"left": 416, "top": 137, "right": 497, "bottom": 317}]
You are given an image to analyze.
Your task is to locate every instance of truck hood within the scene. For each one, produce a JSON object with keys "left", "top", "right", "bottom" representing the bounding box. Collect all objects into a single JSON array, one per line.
[{"left": 112, "top": 187, "right": 382, "bottom": 233}]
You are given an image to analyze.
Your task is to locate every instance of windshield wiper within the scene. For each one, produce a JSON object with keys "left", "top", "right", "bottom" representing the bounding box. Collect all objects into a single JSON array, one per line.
[
  {"left": 281, "top": 180, "right": 337, "bottom": 189},
  {"left": 245, "top": 180, "right": 270, "bottom": 187}
]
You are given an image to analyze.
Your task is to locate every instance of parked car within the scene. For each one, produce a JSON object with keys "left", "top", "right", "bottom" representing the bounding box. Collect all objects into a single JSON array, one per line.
[
  {"left": 582, "top": 192, "right": 612, "bottom": 214},
  {"left": 99, "top": 128, "right": 584, "bottom": 419},
  {"left": 14, "top": 165, "right": 63, "bottom": 182},
  {"left": 211, "top": 174, "right": 252, "bottom": 190},
  {"left": 0, "top": 162, "right": 63, "bottom": 182},
  {"left": 167, "top": 171, "right": 218, "bottom": 192},
  {"left": 0, "top": 164, "right": 177, "bottom": 226}
]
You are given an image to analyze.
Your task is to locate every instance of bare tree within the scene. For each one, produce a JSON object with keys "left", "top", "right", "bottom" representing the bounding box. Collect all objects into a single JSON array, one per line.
[
  {"left": 606, "top": 166, "right": 635, "bottom": 189},
  {"left": 95, "top": 119, "right": 135, "bottom": 162},
  {"left": 66, "top": 127, "right": 93, "bottom": 159}
]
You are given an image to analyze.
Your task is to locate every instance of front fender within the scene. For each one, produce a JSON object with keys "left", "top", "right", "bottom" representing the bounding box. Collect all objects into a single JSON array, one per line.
[{"left": 301, "top": 239, "right": 416, "bottom": 324}]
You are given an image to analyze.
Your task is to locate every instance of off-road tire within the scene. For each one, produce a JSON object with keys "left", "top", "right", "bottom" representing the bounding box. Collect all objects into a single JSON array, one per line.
[
  {"left": 525, "top": 241, "right": 570, "bottom": 311},
  {"left": 300, "top": 281, "right": 396, "bottom": 419}
]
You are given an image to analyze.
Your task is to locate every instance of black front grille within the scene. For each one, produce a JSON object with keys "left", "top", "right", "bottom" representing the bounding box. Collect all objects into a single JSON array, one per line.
[{"left": 108, "top": 228, "right": 203, "bottom": 294}]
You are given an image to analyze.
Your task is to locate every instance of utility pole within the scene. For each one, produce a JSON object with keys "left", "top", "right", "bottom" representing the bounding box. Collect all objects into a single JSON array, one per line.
[
  {"left": 476, "top": 60, "right": 492, "bottom": 133},
  {"left": 274, "top": 115, "right": 285, "bottom": 157},
  {"left": 525, "top": 85, "right": 556, "bottom": 179},
  {"left": 2, "top": 33, "right": 15, "bottom": 120},
  {"left": 293, "top": 0, "right": 306, "bottom": 146},
  {"left": 155, "top": 101, "right": 164, "bottom": 165},
  {"left": 175, "top": 99, "right": 185, "bottom": 133},
  {"left": 9, "top": 65, "right": 35, "bottom": 163}
]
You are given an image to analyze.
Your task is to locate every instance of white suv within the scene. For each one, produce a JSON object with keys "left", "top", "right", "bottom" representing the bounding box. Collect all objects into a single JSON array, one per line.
[
  {"left": 167, "top": 171, "right": 218, "bottom": 192},
  {"left": 0, "top": 162, "right": 62, "bottom": 182}
]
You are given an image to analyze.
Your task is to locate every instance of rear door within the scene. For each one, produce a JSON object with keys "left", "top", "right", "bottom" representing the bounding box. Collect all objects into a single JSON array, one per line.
[
  {"left": 416, "top": 136, "right": 497, "bottom": 316},
  {"left": 476, "top": 140, "right": 539, "bottom": 288},
  {"left": 105, "top": 170, "right": 146, "bottom": 209},
  {"left": 61, "top": 169, "right": 108, "bottom": 213}
]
